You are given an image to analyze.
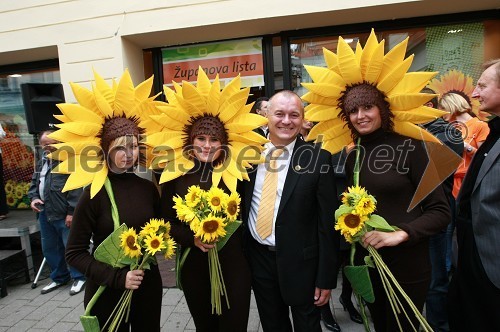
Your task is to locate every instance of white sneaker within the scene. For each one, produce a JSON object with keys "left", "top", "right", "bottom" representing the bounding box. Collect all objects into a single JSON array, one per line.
[
  {"left": 41, "top": 281, "right": 67, "bottom": 294},
  {"left": 69, "top": 279, "right": 86, "bottom": 295}
]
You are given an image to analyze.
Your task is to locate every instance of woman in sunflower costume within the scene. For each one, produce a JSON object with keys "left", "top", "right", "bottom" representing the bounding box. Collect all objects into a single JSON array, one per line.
[
  {"left": 301, "top": 30, "right": 451, "bottom": 331},
  {"left": 149, "top": 68, "right": 267, "bottom": 331},
  {"left": 57, "top": 70, "right": 163, "bottom": 331}
]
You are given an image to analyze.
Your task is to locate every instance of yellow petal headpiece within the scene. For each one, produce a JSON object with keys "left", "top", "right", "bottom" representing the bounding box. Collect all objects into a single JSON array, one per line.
[
  {"left": 301, "top": 29, "right": 446, "bottom": 154},
  {"left": 48, "top": 69, "right": 161, "bottom": 198},
  {"left": 427, "top": 69, "right": 489, "bottom": 121},
  {"left": 146, "top": 67, "right": 268, "bottom": 193}
]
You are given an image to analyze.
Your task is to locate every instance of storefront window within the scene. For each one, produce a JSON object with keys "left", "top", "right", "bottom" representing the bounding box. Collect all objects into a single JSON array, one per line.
[{"left": 0, "top": 69, "right": 60, "bottom": 209}]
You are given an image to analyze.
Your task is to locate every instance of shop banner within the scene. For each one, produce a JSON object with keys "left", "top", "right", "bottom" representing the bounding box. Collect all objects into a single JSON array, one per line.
[{"left": 162, "top": 38, "right": 264, "bottom": 88}]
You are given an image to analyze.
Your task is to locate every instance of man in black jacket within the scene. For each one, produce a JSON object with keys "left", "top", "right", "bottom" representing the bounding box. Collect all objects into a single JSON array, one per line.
[{"left": 28, "top": 131, "right": 85, "bottom": 295}]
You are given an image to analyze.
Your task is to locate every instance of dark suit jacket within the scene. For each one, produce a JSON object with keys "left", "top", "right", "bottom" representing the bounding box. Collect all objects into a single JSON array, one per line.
[
  {"left": 242, "top": 137, "right": 339, "bottom": 305},
  {"left": 458, "top": 137, "right": 500, "bottom": 288}
]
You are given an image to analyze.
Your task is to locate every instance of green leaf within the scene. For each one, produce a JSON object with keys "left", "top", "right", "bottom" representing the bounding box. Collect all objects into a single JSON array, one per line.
[
  {"left": 344, "top": 265, "right": 375, "bottom": 303},
  {"left": 216, "top": 220, "right": 242, "bottom": 251},
  {"left": 365, "top": 214, "right": 395, "bottom": 232},
  {"left": 93, "top": 223, "right": 129, "bottom": 268},
  {"left": 335, "top": 205, "right": 354, "bottom": 220},
  {"left": 364, "top": 255, "right": 375, "bottom": 268}
]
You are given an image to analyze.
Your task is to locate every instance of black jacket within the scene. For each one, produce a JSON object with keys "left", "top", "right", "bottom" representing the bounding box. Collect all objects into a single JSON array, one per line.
[{"left": 28, "top": 158, "right": 82, "bottom": 222}]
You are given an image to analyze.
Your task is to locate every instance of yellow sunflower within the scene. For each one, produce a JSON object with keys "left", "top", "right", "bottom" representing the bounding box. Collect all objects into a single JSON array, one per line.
[
  {"left": 185, "top": 185, "right": 203, "bottom": 208},
  {"left": 173, "top": 196, "right": 196, "bottom": 222},
  {"left": 144, "top": 233, "right": 167, "bottom": 256},
  {"left": 163, "top": 237, "right": 177, "bottom": 259},
  {"left": 145, "top": 66, "right": 268, "bottom": 193},
  {"left": 427, "top": 69, "right": 489, "bottom": 121},
  {"left": 189, "top": 216, "right": 201, "bottom": 233},
  {"left": 301, "top": 29, "right": 446, "bottom": 154},
  {"left": 139, "top": 218, "right": 163, "bottom": 237},
  {"left": 119, "top": 228, "right": 142, "bottom": 258},
  {"left": 196, "top": 214, "right": 227, "bottom": 243},
  {"left": 207, "top": 186, "right": 226, "bottom": 212},
  {"left": 355, "top": 197, "right": 376, "bottom": 216},
  {"left": 48, "top": 69, "right": 161, "bottom": 198},
  {"left": 335, "top": 213, "right": 368, "bottom": 237},
  {"left": 224, "top": 192, "right": 241, "bottom": 221},
  {"left": 342, "top": 185, "right": 368, "bottom": 206}
]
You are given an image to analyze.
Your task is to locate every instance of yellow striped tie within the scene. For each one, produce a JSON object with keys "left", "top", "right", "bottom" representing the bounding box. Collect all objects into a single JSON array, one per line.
[{"left": 256, "top": 148, "right": 284, "bottom": 239}]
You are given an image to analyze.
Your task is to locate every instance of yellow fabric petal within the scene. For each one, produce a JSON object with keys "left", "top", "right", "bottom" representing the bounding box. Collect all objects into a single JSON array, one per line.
[
  {"left": 114, "top": 70, "right": 135, "bottom": 117},
  {"left": 149, "top": 114, "right": 186, "bottom": 131},
  {"left": 219, "top": 88, "right": 251, "bottom": 122},
  {"left": 337, "top": 36, "right": 363, "bottom": 85},
  {"left": 221, "top": 169, "right": 238, "bottom": 194},
  {"left": 393, "top": 107, "right": 446, "bottom": 124},
  {"left": 51, "top": 141, "right": 101, "bottom": 155},
  {"left": 206, "top": 75, "right": 221, "bottom": 116},
  {"left": 48, "top": 129, "right": 89, "bottom": 143},
  {"left": 93, "top": 86, "right": 114, "bottom": 118},
  {"left": 90, "top": 164, "right": 108, "bottom": 198},
  {"left": 225, "top": 114, "right": 267, "bottom": 133},
  {"left": 391, "top": 72, "right": 438, "bottom": 95},
  {"left": 212, "top": 165, "right": 223, "bottom": 188},
  {"left": 389, "top": 93, "right": 439, "bottom": 111},
  {"left": 363, "top": 41, "right": 385, "bottom": 83},
  {"left": 182, "top": 81, "right": 207, "bottom": 115},
  {"left": 92, "top": 70, "right": 114, "bottom": 108},
  {"left": 302, "top": 92, "right": 339, "bottom": 107},
  {"left": 307, "top": 118, "right": 343, "bottom": 141},
  {"left": 196, "top": 66, "right": 212, "bottom": 97},
  {"left": 57, "top": 103, "right": 103, "bottom": 124},
  {"left": 305, "top": 105, "right": 341, "bottom": 122},
  {"left": 228, "top": 132, "right": 268, "bottom": 145},
  {"left": 55, "top": 122, "right": 101, "bottom": 137},
  {"left": 380, "top": 37, "right": 409, "bottom": 82},
  {"left": 359, "top": 29, "right": 379, "bottom": 78},
  {"left": 220, "top": 75, "right": 241, "bottom": 106},
  {"left": 53, "top": 114, "right": 70, "bottom": 123},
  {"left": 69, "top": 82, "right": 97, "bottom": 111},
  {"left": 303, "top": 65, "right": 344, "bottom": 87},
  {"left": 135, "top": 75, "right": 154, "bottom": 101},
  {"left": 393, "top": 121, "right": 442, "bottom": 144},
  {"left": 321, "top": 130, "right": 353, "bottom": 154},
  {"left": 300, "top": 83, "right": 344, "bottom": 98},
  {"left": 377, "top": 55, "right": 414, "bottom": 94},
  {"left": 323, "top": 47, "right": 338, "bottom": 71}
]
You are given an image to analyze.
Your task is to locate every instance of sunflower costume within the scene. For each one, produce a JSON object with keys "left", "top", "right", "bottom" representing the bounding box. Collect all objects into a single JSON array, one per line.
[
  {"left": 428, "top": 69, "right": 489, "bottom": 121},
  {"left": 153, "top": 68, "right": 266, "bottom": 329},
  {"left": 55, "top": 70, "right": 165, "bottom": 332},
  {"left": 302, "top": 30, "right": 451, "bottom": 331}
]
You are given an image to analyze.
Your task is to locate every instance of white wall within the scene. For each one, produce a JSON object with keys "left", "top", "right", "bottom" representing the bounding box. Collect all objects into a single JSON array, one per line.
[{"left": 1, "top": 0, "right": 498, "bottom": 101}]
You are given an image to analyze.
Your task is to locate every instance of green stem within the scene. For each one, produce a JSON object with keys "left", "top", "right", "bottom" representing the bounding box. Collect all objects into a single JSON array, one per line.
[
  {"left": 84, "top": 285, "right": 106, "bottom": 316},
  {"left": 368, "top": 246, "right": 433, "bottom": 332},
  {"left": 353, "top": 138, "right": 361, "bottom": 187}
]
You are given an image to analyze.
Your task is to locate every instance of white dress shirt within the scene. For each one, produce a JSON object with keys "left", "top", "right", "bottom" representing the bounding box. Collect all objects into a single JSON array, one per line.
[{"left": 248, "top": 139, "right": 296, "bottom": 245}]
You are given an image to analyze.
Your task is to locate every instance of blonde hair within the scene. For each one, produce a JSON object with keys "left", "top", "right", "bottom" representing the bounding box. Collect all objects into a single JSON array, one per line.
[{"left": 438, "top": 93, "right": 472, "bottom": 116}]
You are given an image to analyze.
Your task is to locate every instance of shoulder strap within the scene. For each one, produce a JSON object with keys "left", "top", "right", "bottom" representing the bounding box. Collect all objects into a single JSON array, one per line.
[{"left": 104, "top": 177, "right": 120, "bottom": 230}]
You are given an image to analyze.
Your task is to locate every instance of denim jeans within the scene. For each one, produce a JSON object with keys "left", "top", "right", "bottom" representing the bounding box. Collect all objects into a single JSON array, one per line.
[
  {"left": 426, "top": 230, "right": 450, "bottom": 332},
  {"left": 38, "top": 210, "right": 84, "bottom": 283}
]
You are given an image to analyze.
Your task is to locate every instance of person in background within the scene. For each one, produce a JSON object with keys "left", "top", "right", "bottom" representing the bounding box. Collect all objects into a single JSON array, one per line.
[
  {"left": 251, "top": 96, "right": 270, "bottom": 137},
  {"left": 243, "top": 90, "right": 338, "bottom": 332},
  {"left": 448, "top": 58, "right": 500, "bottom": 331},
  {"left": 28, "top": 130, "right": 86, "bottom": 295},
  {"left": 299, "top": 119, "right": 314, "bottom": 140},
  {"left": 0, "top": 124, "right": 8, "bottom": 220},
  {"left": 439, "top": 92, "right": 489, "bottom": 200},
  {"left": 421, "top": 88, "right": 464, "bottom": 332},
  {"left": 438, "top": 92, "right": 489, "bottom": 276}
]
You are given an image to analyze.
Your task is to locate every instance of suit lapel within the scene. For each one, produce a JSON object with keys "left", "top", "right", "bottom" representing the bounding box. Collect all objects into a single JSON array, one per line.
[
  {"left": 473, "top": 137, "right": 500, "bottom": 193},
  {"left": 277, "top": 138, "right": 304, "bottom": 217}
]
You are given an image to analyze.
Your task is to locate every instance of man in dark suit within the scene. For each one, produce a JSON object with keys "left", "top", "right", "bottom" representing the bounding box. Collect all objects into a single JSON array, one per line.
[
  {"left": 449, "top": 58, "right": 500, "bottom": 331},
  {"left": 242, "top": 90, "right": 338, "bottom": 332},
  {"left": 251, "top": 96, "right": 269, "bottom": 137}
]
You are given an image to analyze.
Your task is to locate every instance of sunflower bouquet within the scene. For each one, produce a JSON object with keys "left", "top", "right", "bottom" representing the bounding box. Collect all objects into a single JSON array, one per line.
[
  {"left": 83, "top": 218, "right": 176, "bottom": 332},
  {"left": 335, "top": 141, "right": 432, "bottom": 332},
  {"left": 173, "top": 185, "right": 241, "bottom": 315}
]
